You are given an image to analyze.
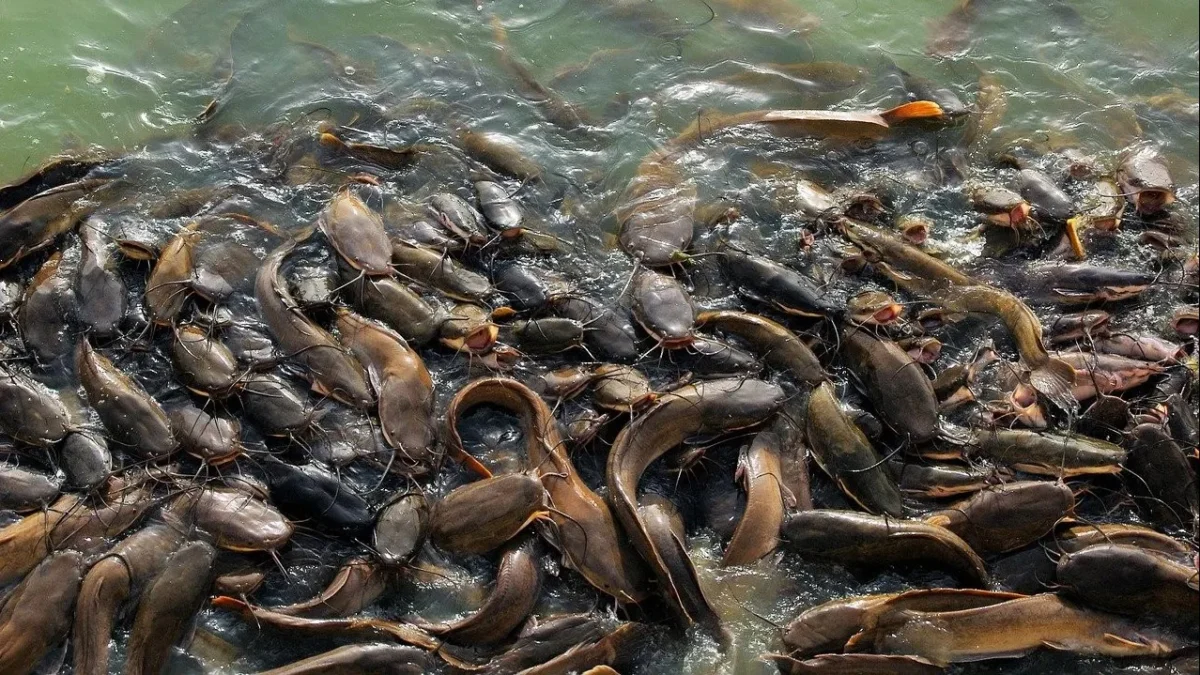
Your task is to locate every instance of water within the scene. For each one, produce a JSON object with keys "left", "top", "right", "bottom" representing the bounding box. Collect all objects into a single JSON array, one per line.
[{"left": 1, "top": 1, "right": 1197, "bottom": 674}]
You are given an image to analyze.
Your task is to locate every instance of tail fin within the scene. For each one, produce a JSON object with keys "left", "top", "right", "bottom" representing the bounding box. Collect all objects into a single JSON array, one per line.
[
  {"left": 450, "top": 446, "right": 494, "bottom": 479},
  {"left": 211, "top": 596, "right": 249, "bottom": 612},
  {"left": 881, "top": 100, "right": 944, "bottom": 123},
  {"left": 489, "top": 15, "right": 509, "bottom": 47},
  {"left": 1064, "top": 216, "right": 1087, "bottom": 260},
  {"left": 1030, "top": 357, "right": 1078, "bottom": 412}
]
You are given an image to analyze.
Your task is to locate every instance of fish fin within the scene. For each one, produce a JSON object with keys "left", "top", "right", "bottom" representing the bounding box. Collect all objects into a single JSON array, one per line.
[
  {"left": 290, "top": 224, "right": 317, "bottom": 244},
  {"left": 1064, "top": 216, "right": 1087, "bottom": 260},
  {"left": 881, "top": 100, "right": 945, "bottom": 123},
  {"left": 450, "top": 448, "right": 494, "bottom": 479},
  {"left": 211, "top": 595, "right": 250, "bottom": 612},
  {"left": 1030, "top": 357, "right": 1077, "bottom": 411}
]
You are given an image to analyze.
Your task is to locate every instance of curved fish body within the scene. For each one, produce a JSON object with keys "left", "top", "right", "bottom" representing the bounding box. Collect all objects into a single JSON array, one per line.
[
  {"left": 336, "top": 309, "right": 438, "bottom": 475},
  {"left": 0, "top": 551, "right": 86, "bottom": 675},
  {"left": 73, "top": 524, "right": 185, "bottom": 675},
  {"left": 695, "top": 310, "right": 825, "bottom": 384},
  {"left": 124, "top": 541, "right": 217, "bottom": 675},
  {"left": 423, "top": 535, "right": 542, "bottom": 645},
  {"left": 639, "top": 495, "right": 728, "bottom": 648},
  {"left": 256, "top": 237, "right": 373, "bottom": 408},
  {"left": 780, "top": 510, "right": 988, "bottom": 587},
  {"left": 724, "top": 430, "right": 787, "bottom": 566},
  {"left": 608, "top": 378, "right": 784, "bottom": 620},
  {"left": 446, "top": 378, "right": 647, "bottom": 602},
  {"left": 211, "top": 596, "right": 439, "bottom": 651},
  {"left": 805, "top": 382, "right": 904, "bottom": 516},
  {"left": 935, "top": 284, "right": 1076, "bottom": 408},
  {"left": 273, "top": 559, "right": 389, "bottom": 619}
]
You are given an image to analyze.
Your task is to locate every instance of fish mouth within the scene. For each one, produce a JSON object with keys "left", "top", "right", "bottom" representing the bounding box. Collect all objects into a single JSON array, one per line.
[
  {"left": 1133, "top": 189, "right": 1175, "bottom": 214},
  {"left": 1090, "top": 215, "right": 1122, "bottom": 232},
  {"left": 441, "top": 324, "right": 499, "bottom": 353},
  {"left": 985, "top": 202, "right": 1032, "bottom": 228},
  {"left": 907, "top": 340, "right": 942, "bottom": 364},
  {"left": 850, "top": 303, "right": 903, "bottom": 326},
  {"left": 657, "top": 334, "right": 695, "bottom": 349},
  {"left": 901, "top": 222, "right": 929, "bottom": 245},
  {"left": 1173, "top": 317, "right": 1198, "bottom": 336}
]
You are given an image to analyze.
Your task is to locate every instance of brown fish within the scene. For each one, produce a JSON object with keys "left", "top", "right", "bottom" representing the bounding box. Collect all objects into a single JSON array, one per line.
[
  {"left": 0, "top": 551, "right": 86, "bottom": 675},
  {"left": 446, "top": 378, "right": 647, "bottom": 602},
  {"left": 256, "top": 235, "right": 373, "bottom": 408}
]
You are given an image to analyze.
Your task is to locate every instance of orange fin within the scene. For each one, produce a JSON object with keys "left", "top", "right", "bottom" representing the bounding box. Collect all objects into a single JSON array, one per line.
[
  {"left": 451, "top": 447, "right": 494, "bottom": 479},
  {"left": 881, "top": 100, "right": 945, "bottom": 123}
]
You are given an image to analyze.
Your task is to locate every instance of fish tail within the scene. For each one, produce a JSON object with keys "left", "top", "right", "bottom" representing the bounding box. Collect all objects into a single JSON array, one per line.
[
  {"left": 489, "top": 15, "right": 509, "bottom": 47},
  {"left": 211, "top": 595, "right": 249, "bottom": 612},
  {"left": 1030, "top": 356, "right": 1077, "bottom": 411},
  {"left": 881, "top": 100, "right": 945, "bottom": 123}
]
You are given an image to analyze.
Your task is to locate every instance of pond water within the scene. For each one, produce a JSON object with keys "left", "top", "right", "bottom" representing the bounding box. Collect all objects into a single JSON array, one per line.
[{"left": 0, "top": 1, "right": 1196, "bottom": 674}]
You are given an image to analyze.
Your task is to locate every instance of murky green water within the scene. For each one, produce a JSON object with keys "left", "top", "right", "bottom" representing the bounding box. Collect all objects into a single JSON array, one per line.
[{"left": 2, "top": 1, "right": 1196, "bottom": 674}]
